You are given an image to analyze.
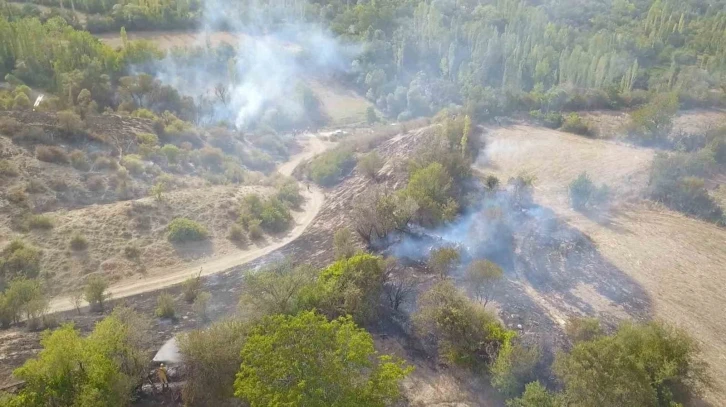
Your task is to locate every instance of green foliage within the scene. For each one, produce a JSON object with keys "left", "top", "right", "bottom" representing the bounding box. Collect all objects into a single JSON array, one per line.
[
  {"left": 554, "top": 322, "right": 708, "bottom": 407},
  {"left": 160, "top": 144, "right": 182, "bottom": 164},
  {"left": 275, "top": 179, "right": 304, "bottom": 208},
  {"left": 27, "top": 214, "right": 54, "bottom": 230},
  {"left": 308, "top": 148, "right": 356, "bottom": 186},
  {"left": 167, "top": 218, "right": 208, "bottom": 242},
  {"left": 569, "top": 172, "right": 609, "bottom": 211},
  {"left": 83, "top": 275, "right": 109, "bottom": 312},
  {"left": 0, "top": 117, "right": 21, "bottom": 136},
  {"left": 234, "top": 311, "right": 412, "bottom": 407},
  {"left": 69, "top": 149, "right": 90, "bottom": 171},
  {"left": 0, "top": 239, "right": 42, "bottom": 284},
  {"left": 403, "top": 162, "right": 458, "bottom": 225},
  {"left": 191, "top": 291, "right": 211, "bottom": 321},
  {"left": 248, "top": 220, "right": 264, "bottom": 240},
  {"left": 238, "top": 259, "right": 316, "bottom": 321},
  {"left": 69, "top": 233, "right": 88, "bottom": 251},
  {"left": 0, "top": 159, "right": 19, "bottom": 176},
  {"left": 427, "top": 246, "right": 460, "bottom": 279},
  {"left": 237, "top": 194, "right": 292, "bottom": 233},
  {"left": 627, "top": 93, "right": 679, "bottom": 145},
  {"left": 560, "top": 113, "right": 595, "bottom": 137},
  {"left": 36, "top": 145, "right": 69, "bottom": 164},
  {"left": 227, "top": 224, "right": 247, "bottom": 244},
  {"left": 303, "top": 254, "right": 387, "bottom": 324},
  {"left": 182, "top": 274, "right": 202, "bottom": 303},
  {"left": 491, "top": 341, "right": 540, "bottom": 398},
  {"left": 565, "top": 317, "right": 603, "bottom": 343},
  {"left": 0, "top": 278, "right": 47, "bottom": 328},
  {"left": 121, "top": 154, "right": 144, "bottom": 175},
  {"left": 12, "top": 308, "right": 149, "bottom": 407},
  {"left": 649, "top": 151, "right": 723, "bottom": 222},
  {"left": 333, "top": 227, "right": 356, "bottom": 260},
  {"left": 12, "top": 92, "right": 31, "bottom": 110},
  {"left": 56, "top": 111, "right": 85, "bottom": 135},
  {"left": 155, "top": 292, "right": 176, "bottom": 319},
  {"left": 352, "top": 187, "right": 418, "bottom": 243},
  {"left": 506, "top": 382, "right": 559, "bottom": 407},
  {"left": 465, "top": 259, "right": 503, "bottom": 306},
  {"left": 529, "top": 110, "right": 563, "bottom": 129},
  {"left": 357, "top": 151, "right": 384, "bottom": 179},
  {"left": 179, "top": 320, "right": 249, "bottom": 406},
  {"left": 135, "top": 132, "right": 158, "bottom": 146},
  {"left": 413, "top": 280, "right": 514, "bottom": 368}
]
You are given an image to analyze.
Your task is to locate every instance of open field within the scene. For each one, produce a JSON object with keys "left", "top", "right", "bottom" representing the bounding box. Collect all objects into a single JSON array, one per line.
[
  {"left": 581, "top": 108, "right": 726, "bottom": 138},
  {"left": 476, "top": 114, "right": 726, "bottom": 405}
]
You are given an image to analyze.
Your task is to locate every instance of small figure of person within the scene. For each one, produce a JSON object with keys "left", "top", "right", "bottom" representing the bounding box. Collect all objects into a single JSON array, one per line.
[
  {"left": 157, "top": 363, "right": 169, "bottom": 391},
  {"left": 307, "top": 183, "right": 311, "bottom": 192}
]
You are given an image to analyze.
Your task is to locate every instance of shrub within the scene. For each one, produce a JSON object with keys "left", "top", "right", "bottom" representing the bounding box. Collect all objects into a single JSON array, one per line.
[
  {"left": 69, "top": 233, "right": 89, "bottom": 251},
  {"left": 36, "top": 145, "right": 70, "bottom": 164},
  {"left": 248, "top": 219, "right": 264, "bottom": 240},
  {"left": 192, "top": 292, "right": 211, "bottom": 320},
  {"left": 465, "top": 259, "right": 504, "bottom": 306},
  {"left": 182, "top": 274, "right": 202, "bottom": 303},
  {"left": 357, "top": 151, "right": 384, "bottom": 179},
  {"left": 56, "top": 111, "right": 85, "bottom": 135},
  {"left": 427, "top": 246, "right": 461, "bottom": 279},
  {"left": 93, "top": 156, "right": 118, "bottom": 170},
  {"left": 626, "top": 93, "right": 679, "bottom": 145},
  {"left": 12, "top": 92, "right": 31, "bottom": 110},
  {"left": 333, "top": 228, "right": 356, "bottom": 260},
  {"left": 83, "top": 275, "right": 109, "bottom": 311},
  {"left": 560, "top": 113, "right": 595, "bottom": 137},
  {"left": 155, "top": 293, "right": 176, "bottom": 318},
  {"left": 275, "top": 180, "right": 304, "bottom": 208},
  {"left": 565, "top": 317, "right": 603, "bottom": 343},
  {"left": 160, "top": 144, "right": 182, "bottom": 164},
  {"left": 27, "top": 215, "right": 54, "bottom": 230},
  {"left": 0, "top": 117, "right": 21, "bottom": 135},
  {"left": 0, "top": 160, "right": 18, "bottom": 176},
  {"left": 259, "top": 197, "right": 292, "bottom": 233},
  {"left": 69, "top": 149, "right": 91, "bottom": 171},
  {"left": 491, "top": 341, "right": 540, "bottom": 397},
  {"left": 1, "top": 239, "right": 42, "bottom": 281},
  {"left": 228, "top": 224, "right": 247, "bottom": 244},
  {"left": 308, "top": 148, "right": 356, "bottom": 186},
  {"left": 131, "top": 109, "right": 157, "bottom": 119},
  {"left": 569, "top": 172, "right": 609, "bottom": 211},
  {"left": 124, "top": 243, "right": 141, "bottom": 260},
  {"left": 86, "top": 175, "right": 106, "bottom": 192},
  {"left": 121, "top": 154, "right": 144, "bottom": 175},
  {"left": 6, "top": 185, "right": 28, "bottom": 204},
  {"left": 1, "top": 278, "right": 47, "bottom": 327},
  {"left": 167, "top": 218, "right": 208, "bottom": 242},
  {"left": 529, "top": 110, "right": 563, "bottom": 128},
  {"left": 25, "top": 179, "right": 47, "bottom": 193},
  {"left": 200, "top": 147, "right": 224, "bottom": 171},
  {"left": 13, "top": 126, "right": 49, "bottom": 144}
]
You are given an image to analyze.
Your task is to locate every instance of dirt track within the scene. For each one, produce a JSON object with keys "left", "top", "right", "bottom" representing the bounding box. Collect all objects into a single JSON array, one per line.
[{"left": 47, "top": 134, "right": 329, "bottom": 313}]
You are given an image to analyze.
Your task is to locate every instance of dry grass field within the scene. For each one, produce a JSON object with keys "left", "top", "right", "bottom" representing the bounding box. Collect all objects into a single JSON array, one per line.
[{"left": 476, "top": 111, "right": 726, "bottom": 405}]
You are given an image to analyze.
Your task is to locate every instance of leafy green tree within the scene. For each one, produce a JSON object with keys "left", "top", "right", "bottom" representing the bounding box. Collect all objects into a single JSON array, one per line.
[
  {"left": 238, "top": 260, "right": 316, "bottom": 321},
  {"left": 554, "top": 322, "right": 709, "bottom": 407},
  {"left": 465, "top": 259, "right": 504, "bottom": 306},
  {"left": 427, "top": 246, "right": 460, "bottom": 279},
  {"left": 333, "top": 227, "right": 356, "bottom": 260},
  {"left": 83, "top": 275, "right": 109, "bottom": 311},
  {"left": 234, "top": 311, "right": 412, "bottom": 407},
  {"left": 627, "top": 93, "right": 679, "bottom": 145},
  {"left": 506, "top": 382, "right": 559, "bottom": 407},
  {"left": 403, "top": 162, "right": 457, "bottom": 225}
]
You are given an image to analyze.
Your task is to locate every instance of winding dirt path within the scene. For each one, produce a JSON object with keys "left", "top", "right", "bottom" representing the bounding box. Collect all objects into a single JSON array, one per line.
[{"left": 48, "top": 134, "right": 329, "bottom": 313}]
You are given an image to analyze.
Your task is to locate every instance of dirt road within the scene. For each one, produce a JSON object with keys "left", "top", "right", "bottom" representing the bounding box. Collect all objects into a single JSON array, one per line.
[{"left": 48, "top": 135, "right": 329, "bottom": 313}]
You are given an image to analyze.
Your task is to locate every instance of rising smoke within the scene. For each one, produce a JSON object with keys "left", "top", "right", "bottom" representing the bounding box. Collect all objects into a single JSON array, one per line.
[{"left": 140, "top": 0, "right": 356, "bottom": 129}]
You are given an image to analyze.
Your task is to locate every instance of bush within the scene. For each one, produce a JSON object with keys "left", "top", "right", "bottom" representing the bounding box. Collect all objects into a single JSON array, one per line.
[
  {"left": 0, "top": 160, "right": 18, "bottom": 176},
  {"left": 69, "top": 149, "right": 91, "bottom": 171},
  {"left": 155, "top": 293, "right": 176, "bottom": 318},
  {"left": 84, "top": 275, "right": 109, "bottom": 311},
  {"left": 626, "top": 93, "right": 679, "bottom": 145},
  {"left": 93, "top": 156, "right": 118, "bottom": 170},
  {"left": 6, "top": 185, "right": 28, "bottom": 204},
  {"left": 0, "top": 278, "right": 47, "bottom": 327},
  {"left": 86, "top": 175, "right": 106, "bottom": 192},
  {"left": 200, "top": 147, "right": 224, "bottom": 171},
  {"left": 27, "top": 215, "right": 54, "bottom": 230},
  {"left": 491, "top": 341, "right": 540, "bottom": 397},
  {"left": 560, "top": 113, "right": 595, "bottom": 137},
  {"left": 69, "top": 233, "right": 88, "bottom": 251},
  {"left": 569, "top": 172, "right": 609, "bottom": 211},
  {"left": 308, "top": 148, "right": 356, "bottom": 186},
  {"left": 427, "top": 246, "right": 461, "bottom": 279},
  {"left": 13, "top": 126, "right": 49, "bottom": 144},
  {"left": 529, "top": 110, "right": 563, "bottom": 128},
  {"left": 565, "top": 317, "right": 603, "bottom": 343},
  {"left": 275, "top": 180, "right": 304, "bottom": 208},
  {"left": 1, "top": 239, "right": 42, "bottom": 282},
  {"left": 0, "top": 117, "right": 21, "bottom": 135},
  {"left": 121, "top": 154, "right": 144, "bottom": 175},
  {"left": 56, "top": 110, "right": 85, "bottom": 135},
  {"left": 248, "top": 219, "right": 264, "bottom": 240},
  {"left": 228, "top": 224, "right": 247, "bottom": 244},
  {"left": 25, "top": 179, "right": 47, "bottom": 193},
  {"left": 36, "top": 145, "right": 70, "bottom": 164},
  {"left": 167, "top": 218, "right": 208, "bottom": 242},
  {"left": 12, "top": 92, "right": 31, "bottom": 110},
  {"left": 160, "top": 144, "right": 182, "bottom": 164},
  {"left": 259, "top": 197, "right": 292, "bottom": 233},
  {"left": 357, "top": 151, "right": 384, "bottom": 179},
  {"left": 182, "top": 274, "right": 202, "bottom": 303},
  {"left": 333, "top": 228, "right": 356, "bottom": 260},
  {"left": 123, "top": 243, "right": 141, "bottom": 260}
]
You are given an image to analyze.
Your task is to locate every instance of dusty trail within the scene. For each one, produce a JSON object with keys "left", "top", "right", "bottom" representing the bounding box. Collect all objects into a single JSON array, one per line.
[{"left": 48, "top": 135, "right": 329, "bottom": 313}]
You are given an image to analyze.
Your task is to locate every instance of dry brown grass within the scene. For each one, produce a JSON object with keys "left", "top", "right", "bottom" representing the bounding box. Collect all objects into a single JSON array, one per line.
[
  {"left": 478, "top": 114, "right": 726, "bottom": 404},
  {"left": 581, "top": 108, "right": 726, "bottom": 138}
]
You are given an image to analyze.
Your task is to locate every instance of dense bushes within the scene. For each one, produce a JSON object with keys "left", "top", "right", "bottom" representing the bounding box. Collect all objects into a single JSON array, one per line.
[
  {"left": 237, "top": 194, "right": 293, "bottom": 234},
  {"left": 648, "top": 151, "right": 723, "bottom": 223},
  {"left": 569, "top": 172, "right": 609, "bottom": 211},
  {"left": 560, "top": 113, "right": 595, "bottom": 137},
  {"left": 0, "top": 240, "right": 42, "bottom": 286},
  {"left": 84, "top": 275, "right": 109, "bottom": 311},
  {"left": 308, "top": 148, "right": 356, "bottom": 186},
  {"left": 167, "top": 218, "right": 209, "bottom": 242}
]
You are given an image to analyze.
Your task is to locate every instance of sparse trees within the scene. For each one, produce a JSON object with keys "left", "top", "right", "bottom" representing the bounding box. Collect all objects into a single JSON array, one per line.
[
  {"left": 234, "top": 311, "right": 411, "bottom": 407},
  {"left": 427, "top": 246, "right": 460, "bottom": 279},
  {"left": 465, "top": 259, "right": 504, "bottom": 306}
]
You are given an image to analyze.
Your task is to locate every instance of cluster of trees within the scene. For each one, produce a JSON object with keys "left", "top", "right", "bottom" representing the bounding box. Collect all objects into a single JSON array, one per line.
[{"left": 308, "top": 0, "right": 726, "bottom": 119}]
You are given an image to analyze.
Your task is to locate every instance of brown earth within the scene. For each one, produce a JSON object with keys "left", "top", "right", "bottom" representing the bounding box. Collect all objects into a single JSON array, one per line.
[{"left": 476, "top": 110, "right": 726, "bottom": 405}]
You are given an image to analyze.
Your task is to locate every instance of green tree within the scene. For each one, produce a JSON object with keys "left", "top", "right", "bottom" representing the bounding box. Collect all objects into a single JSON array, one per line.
[
  {"left": 465, "top": 259, "right": 504, "bottom": 306},
  {"left": 234, "top": 311, "right": 412, "bottom": 407},
  {"left": 427, "top": 246, "right": 460, "bottom": 279},
  {"left": 403, "top": 162, "right": 457, "bottom": 225},
  {"left": 506, "top": 382, "right": 559, "bottom": 407},
  {"left": 554, "top": 322, "right": 708, "bottom": 407},
  {"left": 238, "top": 260, "right": 316, "bottom": 321},
  {"left": 333, "top": 227, "right": 356, "bottom": 260},
  {"left": 84, "top": 275, "right": 109, "bottom": 311}
]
